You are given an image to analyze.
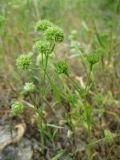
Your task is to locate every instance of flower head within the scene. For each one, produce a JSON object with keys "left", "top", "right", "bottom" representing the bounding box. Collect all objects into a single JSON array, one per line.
[
  {"left": 35, "top": 19, "right": 52, "bottom": 31},
  {"left": 44, "top": 26, "right": 64, "bottom": 42},
  {"left": 87, "top": 53, "right": 99, "bottom": 65},
  {"left": 16, "top": 54, "right": 32, "bottom": 70},
  {"left": 55, "top": 61, "right": 68, "bottom": 75},
  {"left": 11, "top": 101, "right": 24, "bottom": 114},
  {"left": 24, "top": 82, "right": 35, "bottom": 92},
  {"left": 35, "top": 40, "right": 51, "bottom": 54}
]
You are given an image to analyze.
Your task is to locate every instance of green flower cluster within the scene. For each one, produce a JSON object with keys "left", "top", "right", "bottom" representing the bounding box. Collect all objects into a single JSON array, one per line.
[
  {"left": 11, "top": 101, "right": 24, "bottom": 114},
  {"left": 87, "top": 53, "right": 99, "bottom": 65},
  {"left": 44, "top": 26, "right": 64, "bottom": 43},
  {"left": 35, "top": 19, "right": 52, "bottom": 31},
  {"left": 35, "top": 20, "right": 64, "bottom": 43},
  {"left": 24, "top": 82, "right": 35, "bottom": 92},
  {"left": 55, "top": 61, "right": 68, "bottom": 75},
  {"left": 34, "top": 20, "right": 64, "bottom": 58},
  {"left": 16, "top": 54, "right": 32, "bottom": 70},
  {"left": 35, "top": 40, "right": 51, "bottom": 54}
]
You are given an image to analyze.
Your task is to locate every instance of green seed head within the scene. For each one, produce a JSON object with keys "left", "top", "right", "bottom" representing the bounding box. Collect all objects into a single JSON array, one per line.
[
  {"left": 87, "top": 53, "right": 99, "bottom": 65},
  {"left": 44, "top": 26, "right": 64, "bottom": 42},
  {"left": 35, "top": 40, "right": 51, "bottom": 54},
  {"left": 24, "top": 82, "right": 35, "bottom": 92},
  {"left": 11, "top": 101, "right": 24, "bottom": 114},
  {"left": 16, "top": 54, "right": 32, "bottom": 70},
  {"left": 104, "top": 129, "right": 113, "bottom": 144},
  {"left": 55, "top": 61, "right": 68, "bottom": 75},
  {"left": 35, "top": 19, "right": 52, "bottom": 31}
]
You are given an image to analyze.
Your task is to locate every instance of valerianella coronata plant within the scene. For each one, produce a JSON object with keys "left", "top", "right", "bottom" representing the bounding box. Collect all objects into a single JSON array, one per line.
[
  {"left": 35, "top": 19, "right": 52, "bottom": 31},
  {"left": 44, "top": 26, "right": 64, "bottom": 43},
  {"left": 87, "top": 53, "right": 99, "bottom": 65},
  {"left": 55, "top": 60, "right": 68, "bottom": 75},
  {"left": 35, "top": 40, "right": 51, "bottom": 54},
  {"left": 16, "top": 54, "right": 32, "bottom": 70},
  {"left": 13, "top": 19, "right": 65, "bottom": 150},
  {"left": 24, "top": 82, "right": 35, "bottom": 93},
  {"left": 11, "top": 101, "right": 24, "bottom": 114}
]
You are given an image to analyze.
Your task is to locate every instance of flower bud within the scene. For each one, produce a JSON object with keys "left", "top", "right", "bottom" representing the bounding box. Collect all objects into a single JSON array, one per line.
[
  {"left": 35, "top": 19, "right": 52, "bottom": 31},
  {"left": 87, "top": 53, "right": 99, "bottom": 65},
  {"left": 35, "top": 40, "right": 51, "bottom": 54},
  {"left": 55, "top": 61, "right": 68, "bottom": 75},
  {"left": 24, "top": 82, "right": 35, "bottom": 92},
  {"left": 44, "top": 26, "right": 64, "bottom": 42},
  {"left": 11, "top": 101, "right": 24, "bottom": 114},
  {"left": 16, "top": 54, "right": 32, "bottom": 70}
]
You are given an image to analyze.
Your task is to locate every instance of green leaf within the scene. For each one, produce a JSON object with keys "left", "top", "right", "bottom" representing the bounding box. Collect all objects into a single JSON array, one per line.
[{"left": 52, "top": 150, "right": 65, "bottom": 160}]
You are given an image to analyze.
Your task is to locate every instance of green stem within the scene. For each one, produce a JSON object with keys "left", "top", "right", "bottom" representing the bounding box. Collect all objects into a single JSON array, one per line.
[
  {"left": 38, "top": 52, "right": 49, "bottom": 150},
  {"left": 38, "top": 44, "right": 55, "bottom": 150},
  {"left": 87, "top": 123, "right": 92, "bottom": 160},
  {"left": 85, "top": 67, "right": 93, "bottom": 160},
  {"left": 41, "top": 53, "right": 49, "bottom": 95},
  {"left": 67, "top": 74, "right": 82, "bottom": 95},
  {"left": 38, "top": 108, "right": 44, "bottom": 150}
]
